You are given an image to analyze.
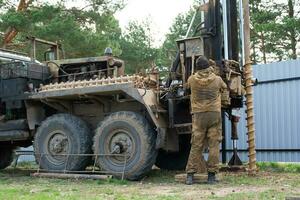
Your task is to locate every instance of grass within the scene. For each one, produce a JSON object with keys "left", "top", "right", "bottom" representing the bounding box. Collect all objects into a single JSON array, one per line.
[
  {"left": 208, "top": 189, "right": 288, "bottom": 200},
  {"left": 0, "top": 162, "right": 300, "bottom": 200},
  {"left": 16, "top": 161, "right": 38, "bottom": 169},
  {"left": 97, "top": 177, "right": 129, "bottom": 185},
  {"left": 0, "top": 168, "right": 181, "bottom": 200},
  {"left": 143, "top": 169, "right": 178, "bottom": 183},
  {"left": 222, "top": 173, "right": 270, "bottom": 186},
  {"left": 257, "top": 162, "right": 300, "bottom": 173}
]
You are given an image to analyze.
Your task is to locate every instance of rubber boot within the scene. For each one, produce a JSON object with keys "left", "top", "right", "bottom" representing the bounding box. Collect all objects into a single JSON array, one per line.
[
  {"left": 207, "top": 172, "right": 218, "bottom": 184},
  {"left": 186, "top": 173, "right": 194, "bottom": 185}
]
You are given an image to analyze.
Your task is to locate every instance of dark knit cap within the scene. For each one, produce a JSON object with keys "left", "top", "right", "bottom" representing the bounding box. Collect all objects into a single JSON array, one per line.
[{"left": 196, "top": 56, "right": 209, "bottom": 70}]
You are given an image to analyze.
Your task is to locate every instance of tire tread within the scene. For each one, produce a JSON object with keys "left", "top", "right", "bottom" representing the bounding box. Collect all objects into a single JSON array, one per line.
[
  {"left": 34, "top": 113, "right": 92, "bottom": 171},
  {"left": 94, "top": 111, "right": 157, "bottom": 180}
]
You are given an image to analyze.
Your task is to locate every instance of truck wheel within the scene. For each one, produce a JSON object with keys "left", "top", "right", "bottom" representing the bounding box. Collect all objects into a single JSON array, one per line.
[
  {"left": 34, "top": 114, "right": 92, "bottom": 171},
  {"left": 0, "top": 147, "right": 14, "bottom": 169},
  {"left": 94, "top": 111, "right": 157, "bottom": 180}
]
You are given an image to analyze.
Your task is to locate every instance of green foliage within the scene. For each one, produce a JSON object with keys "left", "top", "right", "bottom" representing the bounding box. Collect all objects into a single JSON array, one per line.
[
  {"left": 250, "top": 0, "right": 300, "bottom": 63},
  {"left": 1, "top": 0, "right": 299, "bottom": 72},
  {"left": 0, "top": 0, "right": 160, "bottom": 74},
  {"left": 158, "top": 0, "right": 300, "bottom": 65},
  {"left": 160, "top": 0, "right": 300, "bottom": 65},
  {"left": 0, "top": 0, "right": 124, "bottom": 60},
  {"left": 119, "top": 20, "right": 159, "bottom": 74},
  {"left": 0, "top": 9, "right": 28, "bottom": 30},
  {"left": 159, "top": 3, "right": 201, "bottom": 68}
]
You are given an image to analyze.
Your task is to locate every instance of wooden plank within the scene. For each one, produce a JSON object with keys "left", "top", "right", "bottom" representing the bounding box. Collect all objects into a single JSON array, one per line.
[
  {"left": 31, "top": 172, "right": 112, "bottom": 180},
  {"left": 175, "top": 173, "right": 223, "bottom": 184}
]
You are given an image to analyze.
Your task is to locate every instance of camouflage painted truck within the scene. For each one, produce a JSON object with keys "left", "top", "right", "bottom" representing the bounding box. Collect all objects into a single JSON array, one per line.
[{"left": 0, "top": 0, "right": 244, "bottom": 180}]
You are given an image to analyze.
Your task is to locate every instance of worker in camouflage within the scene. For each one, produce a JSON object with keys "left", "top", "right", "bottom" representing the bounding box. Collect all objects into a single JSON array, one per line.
[{"left": 185, "top": 55, "right": 227, "bottom": 185}]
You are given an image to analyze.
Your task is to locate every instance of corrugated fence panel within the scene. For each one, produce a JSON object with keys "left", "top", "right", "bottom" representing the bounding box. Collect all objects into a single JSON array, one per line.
[
  {"left": 225, "top": 60, "right": 300, "bottom": 162},
  {"left": 254, "top": 59, "right": 300, "bottom": 81}
]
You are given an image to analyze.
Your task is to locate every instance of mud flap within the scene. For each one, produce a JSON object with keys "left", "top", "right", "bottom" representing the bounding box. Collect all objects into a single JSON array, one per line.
[{"left": 156, "top": 128, "right": 166, "bottom": 149}]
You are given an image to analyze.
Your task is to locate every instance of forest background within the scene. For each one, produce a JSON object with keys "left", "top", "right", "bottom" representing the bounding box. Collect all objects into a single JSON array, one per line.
[{"left": 0, "top": 0, "right": 299, "bottom": 73}]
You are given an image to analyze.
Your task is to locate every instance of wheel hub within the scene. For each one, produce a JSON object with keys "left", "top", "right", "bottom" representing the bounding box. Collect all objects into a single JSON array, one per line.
[
  {"left": 48, "top": 133, "right": 68, "bottom": 155},
  {"left": 110, "top": 132, "right": 132, "bottom": 155}
]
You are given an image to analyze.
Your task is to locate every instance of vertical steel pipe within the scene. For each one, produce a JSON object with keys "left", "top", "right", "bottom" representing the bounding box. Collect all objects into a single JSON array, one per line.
[
  {"left": 222, "top": 0, "right": 229, "bottom": 59},
  {"left": 239, "top": 0, "right": 245, "bottom": 65}
]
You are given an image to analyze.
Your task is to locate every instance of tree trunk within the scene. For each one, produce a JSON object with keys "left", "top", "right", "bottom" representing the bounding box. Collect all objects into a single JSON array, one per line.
[
  {"left": 260, "top": 32, "right": 267, "bottom": 64},
  {"left": 288, "top": 0, "right": 297, "bottom": 59},
  {"left": 252, "top": 44, "right": 257, "bottom": 64}
]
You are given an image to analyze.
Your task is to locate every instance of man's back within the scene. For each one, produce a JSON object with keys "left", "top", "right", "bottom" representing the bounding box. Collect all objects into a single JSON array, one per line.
[{"left": 188, "top": 67, "right": 227, "bottom": 113}]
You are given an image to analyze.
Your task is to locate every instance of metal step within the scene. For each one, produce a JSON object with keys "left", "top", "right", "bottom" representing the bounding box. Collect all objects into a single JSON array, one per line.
[{"left": 174, "top": 123, "right": 192, "bottom": 134}]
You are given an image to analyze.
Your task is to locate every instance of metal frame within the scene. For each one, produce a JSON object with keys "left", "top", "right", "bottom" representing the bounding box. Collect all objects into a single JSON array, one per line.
[
  {"left": 27, "top": 36, "right": 61, "bottom": 61},
  {"left": 257, "top": 76, "right": 300, "bottom": 85},
  {"left": 13, "top": 150, "right": 128, "bottom": 180}
]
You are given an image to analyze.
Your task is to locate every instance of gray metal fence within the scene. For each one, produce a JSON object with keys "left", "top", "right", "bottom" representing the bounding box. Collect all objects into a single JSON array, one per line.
[{"left": 225, "top": 59, "right": 300, "bottom": 162}]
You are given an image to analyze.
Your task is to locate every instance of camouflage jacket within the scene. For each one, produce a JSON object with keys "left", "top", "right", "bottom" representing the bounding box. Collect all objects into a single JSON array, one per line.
[{"left": 187, "top": 67, "right": 227, "bottom": 113}]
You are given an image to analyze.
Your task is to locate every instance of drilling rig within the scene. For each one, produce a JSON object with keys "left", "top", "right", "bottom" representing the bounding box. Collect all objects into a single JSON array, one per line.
[{"left": 0, "top": 0, "right": 256, "bottom": 179}]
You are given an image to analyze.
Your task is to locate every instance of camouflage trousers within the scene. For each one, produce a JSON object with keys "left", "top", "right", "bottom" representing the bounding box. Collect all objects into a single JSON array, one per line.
[{"left": 186, "top": 112, "right": 222, "bottom": 174}]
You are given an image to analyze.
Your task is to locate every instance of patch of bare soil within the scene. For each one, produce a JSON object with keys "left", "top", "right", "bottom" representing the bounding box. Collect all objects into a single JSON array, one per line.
[
  {"left": 121, "top": 171, "right": 300, "bottom": 199},
  {"left": 127, "top": 184, "right": 270, "bottom": 199}
]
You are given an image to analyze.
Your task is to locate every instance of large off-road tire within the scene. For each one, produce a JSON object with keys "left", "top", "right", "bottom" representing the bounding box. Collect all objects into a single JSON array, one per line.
[
  {"left": 155, "top": 135, "right": 191, "bottom": 171},
  {"left": 0, "top": 147, "right": 14, "bottom": 169},
  {"left": 93, "top": 111, "right": 157, "bottom": 180},
  {"left": 34, "top": 114, "right": 92, "bottom": 171}
]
